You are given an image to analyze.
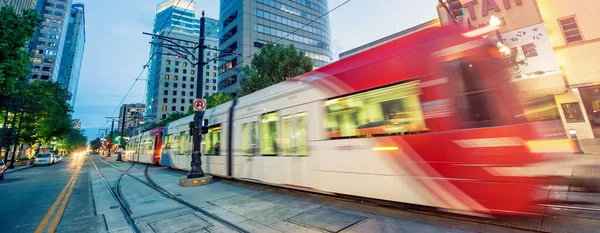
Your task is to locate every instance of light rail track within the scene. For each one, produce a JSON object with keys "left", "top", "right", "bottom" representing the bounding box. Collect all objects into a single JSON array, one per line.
[{"left": 92, "top": 156, "right": 248, "bottom": 233}]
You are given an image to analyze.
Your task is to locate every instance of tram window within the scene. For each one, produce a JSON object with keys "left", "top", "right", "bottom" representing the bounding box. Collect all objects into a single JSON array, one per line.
[
  {"left": 178, "top": 132, "right": 186, "bottom": 155},
  {"left": 203, "top": 125, "right": 221, "bottom": 155},
  {"left": 325, "top": 81, "right": 427, "bottom": 139},
  {"left": 296, "top": 113, "right": 308, "bottom": 156},
  {"left": 261, "top": 113, "right": 279, "bottom": 155},
  {"left": 281, "top": 116, "right": 293, "bottom": 156},
  {"left": 164, "top": 134, "right": 172, "bottom": 149},
  {"left": 241, "top": 122, "right": 257, "bottom": 155}
]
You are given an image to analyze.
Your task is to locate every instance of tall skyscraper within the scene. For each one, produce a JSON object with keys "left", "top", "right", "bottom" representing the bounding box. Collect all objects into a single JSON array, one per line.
[
  {"left": 58, "top": 3, "right": 85, "bottom": 107},
  {"left": 0, "top": 0, "right": 37, "bottom": 14},
  {"left": 217, "top": 0, "right": 333, "bottom": 94},
  {"left": 29, "top": 0, "right": 73, "bottom": 82},
  {"left": 145, "top": 0, "right": 219, "bottom": 121}
]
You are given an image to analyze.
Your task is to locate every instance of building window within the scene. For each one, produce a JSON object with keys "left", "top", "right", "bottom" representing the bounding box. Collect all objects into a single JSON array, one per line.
[
  {"left": 183, "top": 76, "right": 187, "bottom": 81},
  {"left": 41, "top": 75, "right": 50, "bottom": 80},
  {"left": 189, "top": 99, "right": 193, "bottom": 104},
  {"left": 191, "top": 84, "right": 194, "bottom": 89},
  {"left": 181, "top": 99, "right": 185, "bottom": 103},
  {"left": 33, "top": 57, "right": 42, "bottom": 63},
  {"left": 166, "top": 60, "right": 171, "bottom": 65},
  {"left": 206, "top": 72, "right": 209, "bottom": 76},
  {"left": 163, "top": 106, "right": 167, "bottom": 111},
  {"left": 213, "top": 79, "right": 216, "bottom": 84},
  {"left": 174, "top": 76, "right": 178, "bottom": 80},
  {"left": 182, "top": 91, "right": 186, "bottom": 96},
  {"left": 175, "top": 68, "right": 179, "bottom": 73},
  {"left": 191, "top": 77, "right": 195, "bottom": 81},
  {"left": 174, "top": 83, "right": 178, "bottom": 88},
  {"left": 181, "top": 106, "right": 185, "bottom": 111},
  {"left": 172, "top": 106, "right": 176, "bottom": 111},
  {"left": 163, "top": 98, "right": 167, "bottom": 103},
  {"left": 213, "top": 86, "right": 216, "bottom": 91},
  {"left": 173, "top": 90, "right": 177, "bottom": 95},
  {"left": 213, "top": 66, "right": 217, "bottom": 70},
  {"left": 163, "top": 90, "right": 168, "bottom": 95},
  {"left": 162, "top": 114, "right": 166, "bottom": 119},
  {"left": 559, "top": 16, "right": 583, "bottom": 44},
  {"left": 183, "top": 69, "right": 187, "bottom": 74},
  {"left": 175, "top": 61, "right": 180, "bottom": 66},
  {"left": 165, "top": 82, "right": 169, "bottom": 87},
  {"left": 165, "top": 75, "right": 169, "bottom": 80},
  {"left": 34, "top": 66, "right": 40, "bottom": 71},
  {"left": 206, "top": 86, "right": 209, "bottom": 90},
  {"left": 183, "top": 84, "right": 186, "bottom": 88},
  {"left": 172, "top": 98, "right": 176, "bottom": 103},
  {"left": 183, "top": 62, "right": 187, "bottom": 67},
  {"left": 190, "top": 92, "right": 194, "bottom": 96},
  {"left": 206, "top": 78, "right": 209, "bottom": 83},
  {"left": 191, "top": 70, "right": 195, "bottom": 75},
  {"left": 166, "top": 67, "right": 171, "bottom": 72},
  {"left": 213, "top": 72, "right": 217, "bottom": 77},
  {"left": 42, "top": 67, "right": 52, "bottom": 72}
]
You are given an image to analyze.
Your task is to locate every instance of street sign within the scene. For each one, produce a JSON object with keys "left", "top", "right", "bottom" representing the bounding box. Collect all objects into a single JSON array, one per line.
[{"left": 193, "top": 98, "right": 206, "bottom": 111}]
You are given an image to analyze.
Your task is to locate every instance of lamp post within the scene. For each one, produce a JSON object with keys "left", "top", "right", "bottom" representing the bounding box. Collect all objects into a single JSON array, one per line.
[{"left": 143, "top": 11, "right": 240, "bottom": 179}]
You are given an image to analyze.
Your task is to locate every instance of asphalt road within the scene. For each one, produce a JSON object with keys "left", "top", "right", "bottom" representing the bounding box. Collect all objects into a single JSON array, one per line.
[{"left": 0, "top": 156, "right": 103, "bottom": 233}]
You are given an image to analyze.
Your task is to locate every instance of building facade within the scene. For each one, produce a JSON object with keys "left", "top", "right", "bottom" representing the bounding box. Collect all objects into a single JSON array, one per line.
[
  {"left": 145, "top": 0, "right": 220, "bottom": 121},
  {"left": 57, "top": 3, "right": 85, "bottom": 107},
  {"left": 437, "top": 0, "right": 600, "bottom": 138},
  {"left": 0, "top": 0, "right": 37, "bottom": 14},
  {"left": 118, "top": 103, "right": 145, "bottom": 136},
  {"left": 29, "top": 0, "right": 73, "bottom": 82},
  {"left": 217, "top": 0, "right": 333, "bottom": 94}
]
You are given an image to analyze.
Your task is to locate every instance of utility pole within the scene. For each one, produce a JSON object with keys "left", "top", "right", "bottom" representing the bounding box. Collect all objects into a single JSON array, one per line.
[
  {"left": 117, "top": 106, "right": 126, "bottom": 161},
  {"left": 107, "top": 118, "right": 115, "bottom": 158},
  {"left": 143, "top": 11, "right": 239, "bottom": 179}
]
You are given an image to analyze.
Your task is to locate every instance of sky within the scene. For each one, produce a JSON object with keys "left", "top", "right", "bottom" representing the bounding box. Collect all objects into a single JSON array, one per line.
[{"left": 72, "top": 0, "right": 440, "bottom": 140}]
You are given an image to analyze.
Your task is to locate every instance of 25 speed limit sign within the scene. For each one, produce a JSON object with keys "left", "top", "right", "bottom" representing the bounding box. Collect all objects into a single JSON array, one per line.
[{"left": 193, "top": 98, "right": 206, "bottom": 111}]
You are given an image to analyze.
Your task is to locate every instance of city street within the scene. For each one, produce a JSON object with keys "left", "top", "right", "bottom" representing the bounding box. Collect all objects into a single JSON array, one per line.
[{"left": 0, "top": 151, "right": 599, "bottom": 233}]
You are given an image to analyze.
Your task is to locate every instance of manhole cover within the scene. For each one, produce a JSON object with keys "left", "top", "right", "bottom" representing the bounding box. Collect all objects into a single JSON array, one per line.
[{"left": 288, "top": 208, "right": 367, "bottom": 232}]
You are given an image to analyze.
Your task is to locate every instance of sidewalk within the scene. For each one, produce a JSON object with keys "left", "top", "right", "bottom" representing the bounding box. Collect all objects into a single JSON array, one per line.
[
  {"left": 5, "top": 164, "right": 33, "bottom": 174},
  {"left": 579, "top": 139, "right": 600, "bottom": 156}
]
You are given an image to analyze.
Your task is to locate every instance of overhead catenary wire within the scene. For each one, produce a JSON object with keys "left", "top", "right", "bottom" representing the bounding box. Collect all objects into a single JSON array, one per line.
[{"left": 99, "top": 0, "right": 193, "bottom": 130}]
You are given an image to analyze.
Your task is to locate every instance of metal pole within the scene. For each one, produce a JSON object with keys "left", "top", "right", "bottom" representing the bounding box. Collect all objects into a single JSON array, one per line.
[
  {"left": 3, "top": 102, "right": 18, "bottom": 164},
  {"left": 188, "top": 11, "right": 206, "bottom": 179},
  {"left": 9, "top": 109, "right": 25, "bottom": 168},
  {"left": 117, "top": 106, "right": 126, "bottom": 161},
  {"left": 1, "top": 93, "right": 13, "bottom": 163},
  {"left": 108, "top": 119, "right": 115, "bottom": 157}
]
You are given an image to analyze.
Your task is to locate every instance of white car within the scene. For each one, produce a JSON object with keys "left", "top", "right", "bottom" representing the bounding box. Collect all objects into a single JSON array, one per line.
[
  {"left": 34, "top": 153, "right": 55, "bottom": 165},
  {"left": 54, "top": 154, "right": 63, "bottom": 163}
]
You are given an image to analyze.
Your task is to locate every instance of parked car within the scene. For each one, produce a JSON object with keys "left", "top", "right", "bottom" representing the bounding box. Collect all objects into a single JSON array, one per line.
[
  {"left": 0, "top": 160, "right": 6, "bottom": 180},
  {"left": 54, "top": 154, "right": 63, "bottom": 163},
  {"left": 34, "top": 153, "right": 54, "bottom": 166}
]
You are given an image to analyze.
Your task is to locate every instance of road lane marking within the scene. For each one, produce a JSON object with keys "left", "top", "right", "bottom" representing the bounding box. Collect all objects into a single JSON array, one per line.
[
  {"left": 34, "top": 164, "right": 82, "bottom": 233},
  {"left": 48, "top": 166, "right": 81, "bottom": 233}
]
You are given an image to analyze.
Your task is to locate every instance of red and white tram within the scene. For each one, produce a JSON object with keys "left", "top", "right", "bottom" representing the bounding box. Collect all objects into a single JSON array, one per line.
[{"left": 130, "top": 25, "right": 571, "bottom": 216}]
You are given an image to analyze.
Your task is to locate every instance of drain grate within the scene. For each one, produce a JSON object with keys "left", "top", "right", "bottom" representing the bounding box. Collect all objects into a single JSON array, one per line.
[{"left": 288, "top": 208, "right": 367, "bottom": 232}]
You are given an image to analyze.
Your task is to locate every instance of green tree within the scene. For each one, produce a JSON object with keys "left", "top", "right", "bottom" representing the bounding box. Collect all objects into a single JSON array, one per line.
[
  {"left": 57, "top": 128, "right": 87, "bottom": 154},
  {"left": 239, "top": 43, "right": 313, "bottom": 96},
  {"left": 0, "top": 6, "right": 41, "bottom": 94},
  {"left": 150, "top": 112, "right": 187, "bottom": 128},
  {"left": 187, "top": 92, "right": 235, "bottom": 115},
  {"left": 90, "top": 138, "right": 102, "bottom": 151}
]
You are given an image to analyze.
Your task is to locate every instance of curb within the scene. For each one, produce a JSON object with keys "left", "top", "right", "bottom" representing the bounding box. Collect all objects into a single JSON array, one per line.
[{"left": 5, "top": 165, "right": 34, "bottom": 174}]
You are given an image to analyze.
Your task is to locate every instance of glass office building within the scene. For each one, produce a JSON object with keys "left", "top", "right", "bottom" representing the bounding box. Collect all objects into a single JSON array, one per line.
[
  {"left": 58, "top": 3, "right": 85, "bottom": 107},
  {"left": 146, "top": 0, "right": 220, "bottom": 121},
  {"left": 217, "top": 0, "right": 333, "bottom": 94}
]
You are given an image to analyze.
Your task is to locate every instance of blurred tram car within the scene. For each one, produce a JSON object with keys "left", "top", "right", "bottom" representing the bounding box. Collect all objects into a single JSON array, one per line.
[
  {"left": 131, "top": 25, "right": 569, "bottom": 216},
  {"left": 127, "top": 127, "right": 164, "bottom": 165}
]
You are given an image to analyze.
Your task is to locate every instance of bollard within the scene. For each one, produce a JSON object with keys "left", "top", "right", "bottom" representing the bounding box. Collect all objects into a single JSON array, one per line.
[
  {"left": 116, "top": 152, "right": 123, "bottom": 162},
  {"left": 569, "top": 129, "right": 584, "bottom": 154}
]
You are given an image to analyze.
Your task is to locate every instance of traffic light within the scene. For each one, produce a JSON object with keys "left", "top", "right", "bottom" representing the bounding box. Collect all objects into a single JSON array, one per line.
[{"left": 448, "top": 0, "right": 464, "bottom": 19}]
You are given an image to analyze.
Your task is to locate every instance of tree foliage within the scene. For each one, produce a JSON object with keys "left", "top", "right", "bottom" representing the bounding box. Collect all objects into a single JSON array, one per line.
[
  {"left": 0, "top": 6, "right": 41, "bottom": 94},
  {"left": 90, "top": 138, "right": 102, "bottom": 151},
  {"left": 239, "top": 43, "right": 313, "bottom": 96},
  {"left": 57, "top": 128, "right": 87, "bottom": 153},
  {"left": 150, "top": 112, "right": 187, "bottom": 128}
]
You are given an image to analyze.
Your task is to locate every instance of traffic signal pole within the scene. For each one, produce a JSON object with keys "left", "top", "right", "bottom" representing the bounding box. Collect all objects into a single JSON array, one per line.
[
  {"left": 188, "top": 12, "right": 207, "bottom": 178},
  {"left": 108, "top": 119, "right": 115, "bottom": 158},
  {"left": 117, "top": 106, "right": 126, "bottom": 161}
]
